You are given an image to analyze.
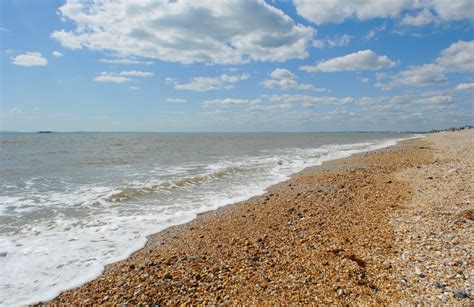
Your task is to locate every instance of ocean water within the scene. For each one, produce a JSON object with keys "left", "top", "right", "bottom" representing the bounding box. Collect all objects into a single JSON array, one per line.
[{"left": 0, "top": 132, "right": 417, "bottom": 305}]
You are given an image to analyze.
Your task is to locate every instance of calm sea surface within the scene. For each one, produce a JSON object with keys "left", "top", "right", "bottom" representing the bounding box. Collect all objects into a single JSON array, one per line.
[{"left": 0, "top": 132, "right": 417, "bottom": 305}]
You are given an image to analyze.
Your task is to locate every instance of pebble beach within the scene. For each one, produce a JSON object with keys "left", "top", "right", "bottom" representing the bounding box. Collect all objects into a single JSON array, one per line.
[{"left": 48, "top": 129, "right": 473, "bottom": 304}]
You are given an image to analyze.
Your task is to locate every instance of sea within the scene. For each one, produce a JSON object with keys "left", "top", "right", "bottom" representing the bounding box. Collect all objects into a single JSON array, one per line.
[{"left": 0, "top": 132, "right": 419, "bottom": 305}]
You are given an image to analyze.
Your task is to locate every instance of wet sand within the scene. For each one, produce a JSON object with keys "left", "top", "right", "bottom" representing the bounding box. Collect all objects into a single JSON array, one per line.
[{"left": 49, "top": 130, "right": 473, "bottom": 304}]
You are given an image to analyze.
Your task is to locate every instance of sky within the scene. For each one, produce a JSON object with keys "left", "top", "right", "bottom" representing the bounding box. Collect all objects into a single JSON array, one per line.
[{"left": 0, "top": 0, "right": 473, "bottom": 132}]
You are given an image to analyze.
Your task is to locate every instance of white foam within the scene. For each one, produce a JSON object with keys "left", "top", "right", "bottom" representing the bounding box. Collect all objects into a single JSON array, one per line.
[{"left": 0, "top": 135, "right": 421, "bottom": 306}]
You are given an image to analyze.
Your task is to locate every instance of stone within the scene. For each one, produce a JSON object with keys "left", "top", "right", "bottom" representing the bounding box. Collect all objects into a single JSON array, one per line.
[
  {"left": 453, "top": 289, "right": 468, "bottom": 299},
  {"left": 337, "top": 288, "right": 345, "bottom": 297},
  {"left": 414, "top": 267, "right": 426, "bottom": 278}
]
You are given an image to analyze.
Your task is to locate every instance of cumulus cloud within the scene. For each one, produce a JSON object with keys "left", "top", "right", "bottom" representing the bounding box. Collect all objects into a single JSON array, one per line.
[
  {"left": 375, "top": 64, "right": 447, "bottom": 89},
  {"left": 93, "top": 70, "right": 153, "bottom": 83},
  {"left": 375, "top": 40, "right": 473, "bottom": 89},
  {"left": 300, "top": 50, "right": 397, "bottom": 73},
  {"left": 261, "top": 68, "right": 328, "bottom": 91},
  {"left": 166, "top": 98, "right": 187, "bottom": 103},
  {"left": 52, "top": 51, "right": 63, "bottom": 57},
  {"left": 52, "top": 0, "right": 315, "bottom": 64},
  {"left": 175, "top": 74, "right": 249, "bottom": 91},
  {"left": 436, "top": 40, "right": 474, "bottom": 72},
  {"left": 203, "top": 98, "right": 260, "bottom": 107},
  {"left": 313, "top": 34, "right": 352, "bottom": 48},
  {"left": 455, "top": 83, "right": 474, "bottom": 90},
  {"left": 11, "top": 52, "right": 48, "bottom": 67},
  {"left": 293, "top": 0, "right": 474, "bottom": 25}
]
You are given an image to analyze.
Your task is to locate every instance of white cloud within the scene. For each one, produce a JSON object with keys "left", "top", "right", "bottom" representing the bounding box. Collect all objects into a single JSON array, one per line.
[
  {"left": 293, "top": 0, "right": 412, "bottom": 25},
  {"left": 52, "top": 0, "right": 315, "bottom": 64},
  {"left": 51, "top": 29, "right": 82, "bottom": 49},
  {"left": 118, "top": 70, "right": 154, "bottom": 77},
  {"left": 293, "top": 0, "right": 474, "bottom": 25},
  {"left": 175, "top": 74, "right": 249, "bottom": 91},
  {"left": 375, "top": 64, "right": 447, "bottom": 89},
  {"left": 365, "top": 24, "right": 387, "bottom": 40},
  {"left": 266, "top": 94, "right": 354, "bottom": 107},
  {"left": 52, "top": 51, "right": 63, "bottom": 57},
  {"left": 93, "top": 70, "right": 153, "bottom": 83},
  {"left": 436, "top": 40, "right": 474, "bottom": 72},
  {"left": 0, "top": 27, "right": 9, "bottom": 32},
  {"left": 248, "top": 103, "right": 293, "bottom": 112},
  {"left": 94, "top": 73, "right": 130, "bottom": 83},
  {"left": 271, "top": 68, "right": 295, "bottom": 80},
  {"left": 166, "top": 98, "right": 187, "bottom": 104},
  {"left": 328, "top": 108, "right": 356, "bottom": 118},
  {"left": 430, "top": 0, "right": 474, "bottom": 21},
  {"left": 401, "top": 9, "right": 438, "bottom": 26},
  {"left": 375, "top": 40, "right": 473, "bottom": 89},
  {"left": 203, "top": 98, "right": 260, "bottom": 107},
  {"left": 99, "top": 58, "right": 154, "bottom": 65},
  {"left": 165, "top": 77, "right": 176, "bottom": 84},
  {"left": 357, "top": 76, "right": 370, "bottom": 83},
  {"left": 261, "top": 68, "right": 328, "bottom": 91},
  {"left": 300, "top": 50, "right": 397, "bottom": 72},
  {"left": 11, "top": 52, "right": 48, "bottom": 67},
  {"left": 313, "top": 34, "right": 352, "bottom": 48},
  {"left": 415, "top": 95, "right": 454, "bottom": 105},
  {"left": 455, "top": 83, "right": 474, "bottom": 90}
]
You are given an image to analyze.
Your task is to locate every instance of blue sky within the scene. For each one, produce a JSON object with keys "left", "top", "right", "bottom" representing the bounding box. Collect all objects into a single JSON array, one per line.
[{"left": 1, "top": 0, "right": 473, "bottom": 132}]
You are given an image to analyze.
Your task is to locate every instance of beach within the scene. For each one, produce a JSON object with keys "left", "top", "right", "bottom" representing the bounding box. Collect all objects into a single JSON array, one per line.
[{"left": 48, "top": 129, "right": 472, "bottom": 304}]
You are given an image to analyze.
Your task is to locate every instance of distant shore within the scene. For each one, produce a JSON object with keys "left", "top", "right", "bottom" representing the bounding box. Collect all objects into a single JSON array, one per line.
[{"left": 49, "top": 129, "right": 472, "bottom": 304}]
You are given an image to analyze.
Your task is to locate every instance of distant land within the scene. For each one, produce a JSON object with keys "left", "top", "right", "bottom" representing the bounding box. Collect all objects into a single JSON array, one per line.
[{"left": 0, "top": 125, "right": 471, "bottom": 135}]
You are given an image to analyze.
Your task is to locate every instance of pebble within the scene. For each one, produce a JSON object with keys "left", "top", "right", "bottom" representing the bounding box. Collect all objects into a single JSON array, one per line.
[
  {"left": 337, "top": 288, "right": 345, "bottom": 297},
  {"left": 453, "top": 289, "right": 468, "bottom": 299},
  {"left": 250, "top": 255, "right": 260, "bottom": 261}
]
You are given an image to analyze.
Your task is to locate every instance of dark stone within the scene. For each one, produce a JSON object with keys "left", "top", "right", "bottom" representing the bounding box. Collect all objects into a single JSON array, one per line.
[
  {"left": 434, "top": 281, "right": 446, "bottom": 289},
  {"left": 401, "top": 278, "right": 408, "bottom": 286},
  {"left": 454, "top": 289, "right": 468, "bottom": 299}
]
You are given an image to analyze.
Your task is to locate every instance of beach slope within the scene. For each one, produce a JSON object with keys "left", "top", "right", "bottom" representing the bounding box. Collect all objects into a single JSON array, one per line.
[{"left": 50, "top": 130, "right": 472, "bottom": 304}]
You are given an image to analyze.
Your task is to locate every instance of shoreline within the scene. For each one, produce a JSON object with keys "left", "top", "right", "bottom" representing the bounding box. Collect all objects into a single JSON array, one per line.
[{"left": 48, "top": 130, "right": 472, "bottom": 304}]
